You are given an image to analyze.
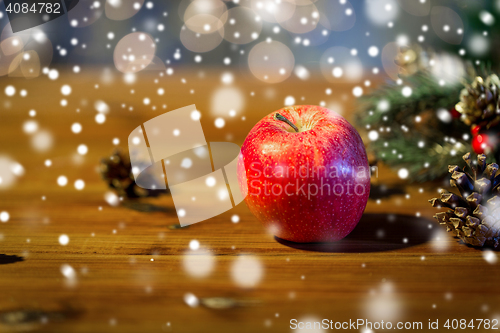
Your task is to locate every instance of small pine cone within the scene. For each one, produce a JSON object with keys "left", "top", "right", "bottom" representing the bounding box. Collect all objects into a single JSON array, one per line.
[
  {"left": 394, "top": 44, "right": 429, "bottom": 77},
  {"left": 99, "top": 149, "right": 168, "bottom": 199},
  {"left": 429, "top": 152, "right": 500, "bottom": 248},
  {"left": 455, "top": 74, "right": 500, "bottom": 128}
]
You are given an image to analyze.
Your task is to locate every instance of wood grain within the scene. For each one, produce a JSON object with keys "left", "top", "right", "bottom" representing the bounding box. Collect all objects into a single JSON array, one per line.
[{"left": 0, "top": 69, "right": 499, "bottom": 332}]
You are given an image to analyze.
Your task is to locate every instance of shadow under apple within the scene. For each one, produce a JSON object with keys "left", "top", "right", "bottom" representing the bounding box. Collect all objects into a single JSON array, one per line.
[{"left": 275, "top": 213, "right": 434, "bottom": 253}]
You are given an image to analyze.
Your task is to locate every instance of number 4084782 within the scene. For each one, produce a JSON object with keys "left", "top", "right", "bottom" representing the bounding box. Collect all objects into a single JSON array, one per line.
[
  {"left": 5, "top": 2, "right": 61, "bottom": 14},
  {"left": 444, "top": 319, "right": 499, "bottom": 330}
]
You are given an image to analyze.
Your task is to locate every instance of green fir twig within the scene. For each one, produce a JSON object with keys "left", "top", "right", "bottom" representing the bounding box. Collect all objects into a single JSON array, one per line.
[{"left": 356, "top": 71, "right": 473, "bottom": 182}]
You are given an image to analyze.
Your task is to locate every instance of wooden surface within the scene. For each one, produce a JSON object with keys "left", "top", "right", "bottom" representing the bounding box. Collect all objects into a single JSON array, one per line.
[{"left": 0, "top": 69, "right": 499, "bottom": 332}]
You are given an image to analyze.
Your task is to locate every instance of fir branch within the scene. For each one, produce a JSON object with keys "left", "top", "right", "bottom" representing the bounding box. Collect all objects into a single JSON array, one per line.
[
  {"left": 357, "top": 71, "right": 462, "bottom": 125},
  {"left": 369, "top": 135, "right": 470, "bottom": 182},
  {"left": 356, "top": 70, "right": 473, "bottom": 182}
]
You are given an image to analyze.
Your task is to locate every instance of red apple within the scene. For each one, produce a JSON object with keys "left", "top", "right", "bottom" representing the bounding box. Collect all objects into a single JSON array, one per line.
[{"left": 237, "top": 105, "right": 370, "bottom": 243}]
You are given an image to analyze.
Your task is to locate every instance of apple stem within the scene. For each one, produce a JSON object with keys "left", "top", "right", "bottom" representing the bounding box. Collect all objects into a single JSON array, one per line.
[{"left": 274, "top": 113, "right": 299, "bottom": 132}]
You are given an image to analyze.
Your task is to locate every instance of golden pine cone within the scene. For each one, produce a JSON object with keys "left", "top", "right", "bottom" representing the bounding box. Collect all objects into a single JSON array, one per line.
[
  {"left": 429, "top": 152, "right": 500, "bottom": 247},
  {"left": 455, "top": 75, "right": 500, "bottom": 128}
]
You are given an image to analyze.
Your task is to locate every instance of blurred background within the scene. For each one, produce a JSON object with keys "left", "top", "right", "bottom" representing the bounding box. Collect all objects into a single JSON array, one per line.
[{"left": 2, "top": 0, "right": 497, "bottom": 71}]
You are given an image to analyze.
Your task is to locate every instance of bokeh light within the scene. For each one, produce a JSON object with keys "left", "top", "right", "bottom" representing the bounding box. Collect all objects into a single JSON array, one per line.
[
  {"left": 231, "top": 255, "right": 264, "bottom": 288},
  {"left": 113, "top": 32, "right": 156, "bottom": 73},
  {"left": 248, "top": 40, "right": 295, "bottom": 83},
  {"left": 105, "top": 0, "right": 145, "bottom": 21},
  {"left": 320, "top": 46, "right": 363, "bottom": 83}
]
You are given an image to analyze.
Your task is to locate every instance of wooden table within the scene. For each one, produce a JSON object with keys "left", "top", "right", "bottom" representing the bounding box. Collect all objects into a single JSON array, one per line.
[{"left": 0, "top": 69, "right": 499, "bottom": 332}]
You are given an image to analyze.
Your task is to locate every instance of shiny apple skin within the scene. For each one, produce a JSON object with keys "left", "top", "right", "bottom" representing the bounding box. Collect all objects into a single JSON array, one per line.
[{"left": 238, "top": 105, "right": 370, "bottom": 243}]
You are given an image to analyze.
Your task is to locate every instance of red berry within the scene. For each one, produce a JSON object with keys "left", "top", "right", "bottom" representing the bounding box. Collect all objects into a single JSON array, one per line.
[
  {"left": 450, "top": 108, "right": 460, "bottom": 118},
  {"left": 471, "top": 125, "right": 481, "bottom": 136},
  {"left": 472, "top": 134, "right": 490, "bottom": 154}
]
